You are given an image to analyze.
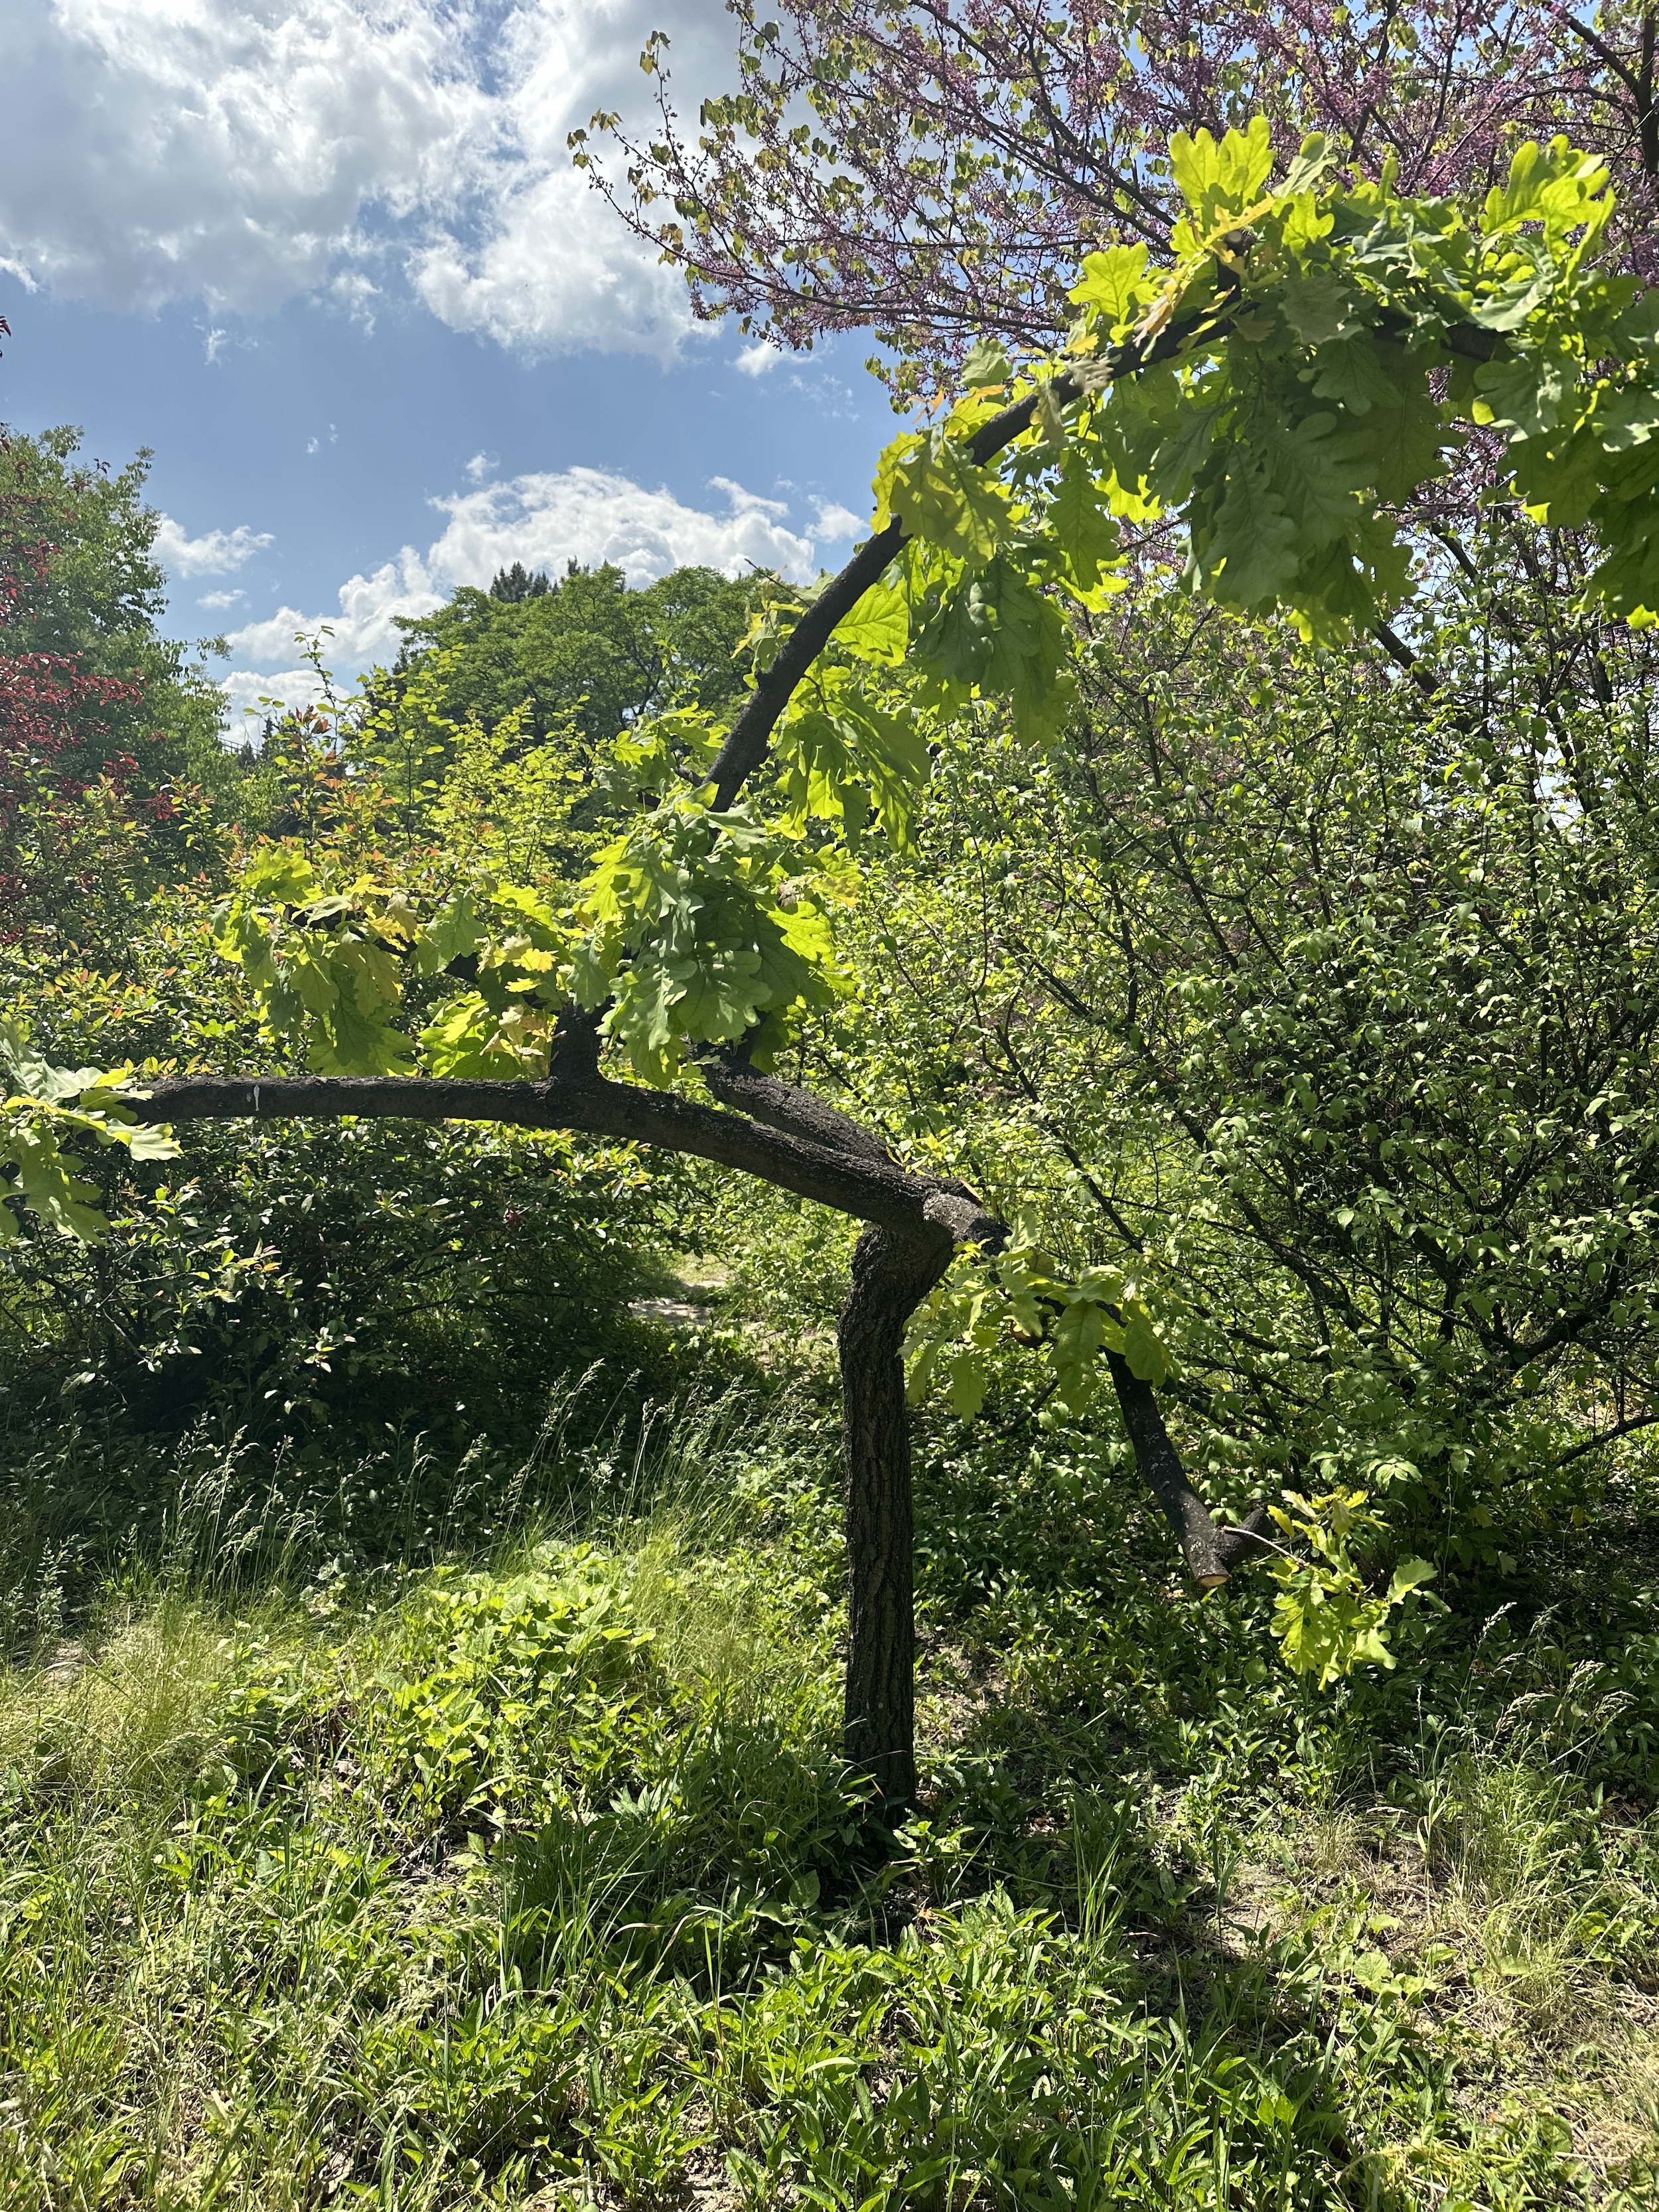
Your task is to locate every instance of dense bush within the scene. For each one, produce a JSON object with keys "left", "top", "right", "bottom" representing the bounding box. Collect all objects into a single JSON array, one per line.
[{"left": 3, "top": 1114, "right": 664, "bottom": 1432}]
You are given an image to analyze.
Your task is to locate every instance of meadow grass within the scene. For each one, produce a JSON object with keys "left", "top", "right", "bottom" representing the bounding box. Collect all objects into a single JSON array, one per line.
[{"left": 1, "top": 1379, "right": 1658, "bottom": 2207}]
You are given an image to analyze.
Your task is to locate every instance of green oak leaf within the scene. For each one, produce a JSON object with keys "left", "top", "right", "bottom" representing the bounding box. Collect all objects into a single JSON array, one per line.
[
  {"left": 876, "top": 429, "right": 1011, "bottom": 563},
  {"left": 1070, "top": 242, "right": 1153, "bottom": 331},
  {"left": 1264, "top": 411, "right": 1368, "bottom": 546},
  {"left": 1122, "top": 1302, "right": 1171, "bottom": 1385},
  {"left": 1475, "top": 354, "right": 1570, "bottom": 441},
  {"left": 1197, "top": 465, "right": 1302, "bottom": 607},
  {"left": 834, "top": 579, "right": 908, "bottom": 664},
  {"left": 1169, "top": 115, "right": 1273, "bottom": 228},
  {"left": 1051, "top": 1295, "right": 1107, "bottom": 1412},
  {"left": 1051, "top": 447, "right": 1123, "bottom": 587},
  {"left": 961, "top": 336, "right": 1012, "bottom": 389},
  {"left": 1277, "top": 270, "right": 1358, "bottom": 346},
  {"left": 1147, "top": 403, "right": 1226, "bottom": 505}
]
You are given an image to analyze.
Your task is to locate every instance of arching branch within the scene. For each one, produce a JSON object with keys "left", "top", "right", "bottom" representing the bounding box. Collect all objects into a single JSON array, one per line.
[
  {"left": 134, "top": 1070, "right": 997, "bottom": 1247},
  {"left": 132, "top": 1066, "right": 1265, "bottom": 1589},
  {"left": 705, "top": 301, "right": 1494, "bottom": 812}
]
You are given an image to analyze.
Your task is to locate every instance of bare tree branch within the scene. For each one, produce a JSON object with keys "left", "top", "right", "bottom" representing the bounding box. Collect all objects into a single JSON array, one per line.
[
  {"left": 700, "top": 1048, "right": 905, "bottom": 1165},
  {"left": 133, "top": 1070, "right": 999, "bottom": 1248},
  {"left": 1551, "top": 1406, "right": 1659, "bottom": 1469}
]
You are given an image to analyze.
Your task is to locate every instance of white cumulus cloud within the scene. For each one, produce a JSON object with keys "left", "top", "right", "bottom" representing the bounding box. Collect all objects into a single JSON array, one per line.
[
  {"left": 155, "top": 515, "right": 275, "bottom": 577},
  {"left": 411, "top": 163, "right": 691, "bottom": 362},
  {"left": 812, "top": 500, "right": 866, "bottom": 543},
  {"left": 407, "top": 0, "right": 738, "bottom": 360},
  {"left": 427, "top": 468, "right": 814, "bottom": 587},
  {"left": 0, "top": 0, "right": 492, "bottom": 315},
  {"left": 221, "top": 465, "right": 824, "bottom": 715},
  {"left": 222, "top": 547, "right": 442, "bottom": 721},
  {"left": 0, "top": 0, "right": 747, "bottom": 360}
]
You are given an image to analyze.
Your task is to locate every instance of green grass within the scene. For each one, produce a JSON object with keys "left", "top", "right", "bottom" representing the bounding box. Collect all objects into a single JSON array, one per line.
[{"left": 3, "top": 1383, "right": 1659, "bottom": 2207}]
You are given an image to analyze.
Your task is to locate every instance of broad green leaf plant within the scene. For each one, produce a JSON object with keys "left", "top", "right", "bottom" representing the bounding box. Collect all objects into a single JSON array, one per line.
[
  {"left": 0, "top": 1021, "right": 179, "bottom": 1241},
  {"left": 1267, "top": 1489, "right": 1437, "bottom": 1690}
]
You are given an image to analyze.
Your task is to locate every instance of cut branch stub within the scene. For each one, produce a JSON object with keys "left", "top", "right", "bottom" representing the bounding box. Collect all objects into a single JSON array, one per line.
[{"left": 1104, "top": 1351, "right": 1271, "bottom": 1585}]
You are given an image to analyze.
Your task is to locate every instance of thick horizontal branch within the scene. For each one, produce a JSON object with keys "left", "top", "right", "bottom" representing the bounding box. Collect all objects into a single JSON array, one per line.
[
  {"left": 133, "top": 1070, "right": 1000, "bottom": 1247},
  {"left": 134, "top": 1068, "right": 1264, "bottom": 1587},
  {"left": 1551, "top": 1406, "right": 1659, "bottom": 1469},
  {"left": 701, "top": 1049, "right": 907, "bottom": 1167}
]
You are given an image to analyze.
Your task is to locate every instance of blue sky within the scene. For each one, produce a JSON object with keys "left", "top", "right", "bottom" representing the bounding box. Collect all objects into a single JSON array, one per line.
[{"left": 0, "top": 0, "right": 897, "bottom": 729}]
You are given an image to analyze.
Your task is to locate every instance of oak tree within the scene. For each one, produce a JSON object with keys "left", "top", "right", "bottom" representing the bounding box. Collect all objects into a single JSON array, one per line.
[{"left": 7, "top": 129, "right": 1658, "bottom": 1802}]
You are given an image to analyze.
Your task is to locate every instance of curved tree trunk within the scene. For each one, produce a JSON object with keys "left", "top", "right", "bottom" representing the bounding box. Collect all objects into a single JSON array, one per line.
[{"left": 837, "top": 1222, "right": 954, "bottom": 1808}]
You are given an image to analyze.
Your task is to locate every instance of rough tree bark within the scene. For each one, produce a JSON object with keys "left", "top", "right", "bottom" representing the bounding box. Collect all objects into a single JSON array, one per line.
[
  {"left": 837, "top": 1220, "right": 957, "bottom": 1804},
  {"left": 1104, "top": 1352, "right": 1271, "bottom": 1587}
]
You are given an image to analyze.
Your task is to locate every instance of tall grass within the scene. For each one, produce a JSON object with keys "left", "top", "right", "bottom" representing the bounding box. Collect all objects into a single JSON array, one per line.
[{"left": 1, "top": 1381, "right": 1658, "bottom": 2205}]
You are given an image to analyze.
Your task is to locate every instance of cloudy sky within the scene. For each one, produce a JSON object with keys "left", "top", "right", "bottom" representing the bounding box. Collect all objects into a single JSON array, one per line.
[{"left": 0, "top": 0, "right": 891, "bottom": 724}]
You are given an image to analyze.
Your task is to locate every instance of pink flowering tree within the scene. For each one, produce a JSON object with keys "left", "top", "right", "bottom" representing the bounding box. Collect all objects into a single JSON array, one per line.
[{"left": 577, "top": 0, "right": 1658, "bottom": 398}]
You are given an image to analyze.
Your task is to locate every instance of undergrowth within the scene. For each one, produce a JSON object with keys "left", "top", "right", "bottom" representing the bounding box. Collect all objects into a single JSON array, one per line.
[{"left": 2, "top": 1367, "right": 1658, "bottom": 2207}]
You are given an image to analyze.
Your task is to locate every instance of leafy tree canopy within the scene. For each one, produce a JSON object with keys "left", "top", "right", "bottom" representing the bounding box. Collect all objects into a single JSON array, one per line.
[
  {"left": 386, "top": 560, "right": 767, "bottom": 753},
  {"left": 0, "top": 425, "right": 226, "bottom": 792},
  {"left": 0, "top": 427, "right": 228, "bottom": 954},
  {"left": 580, "top": 0, "right": 1659, "bottom": 400}
]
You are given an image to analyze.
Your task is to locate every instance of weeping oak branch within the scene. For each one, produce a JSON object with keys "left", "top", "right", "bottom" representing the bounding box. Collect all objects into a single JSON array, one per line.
[
  {"left": 128, "top": 327, "right": 1303, "bottom": 1797},
  {"left": 131, "top": 1061, "right": 1269, "bottom": 1590}
]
